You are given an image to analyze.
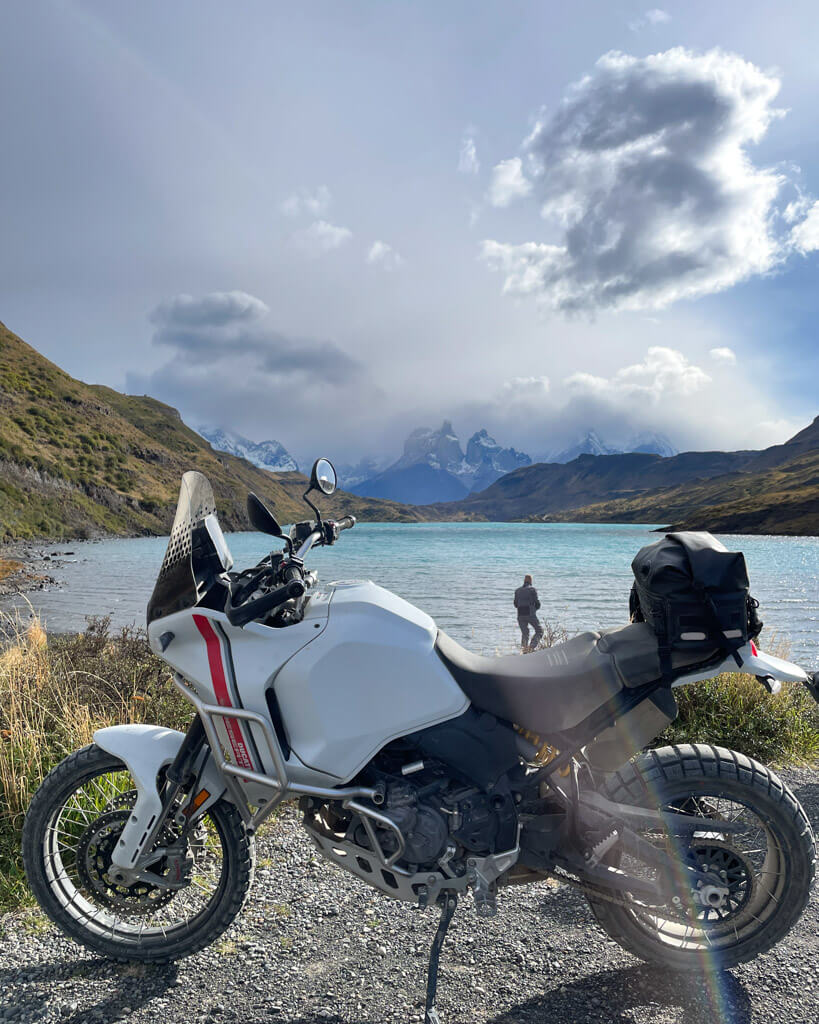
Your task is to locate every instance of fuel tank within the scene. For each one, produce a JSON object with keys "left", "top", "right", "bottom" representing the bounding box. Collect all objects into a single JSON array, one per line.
[{"left": 273, "top": 580, "right": 470, "bottom": 782}]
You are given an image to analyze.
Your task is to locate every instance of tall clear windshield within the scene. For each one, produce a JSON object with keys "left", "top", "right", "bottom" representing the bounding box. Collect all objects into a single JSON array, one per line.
[{"left": 147, "top": 472, "right": 229, "bottom": 625}]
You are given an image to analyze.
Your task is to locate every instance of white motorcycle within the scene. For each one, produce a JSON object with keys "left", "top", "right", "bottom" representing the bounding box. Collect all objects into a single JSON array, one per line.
[{"left": 24, "top": 461, "right": 818, "bottom": 1023}]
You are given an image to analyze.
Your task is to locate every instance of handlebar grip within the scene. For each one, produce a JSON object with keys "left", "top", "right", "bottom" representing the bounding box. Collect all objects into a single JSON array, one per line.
[
  {"left": 226, "top": 578, "right": 305, "bottom": 628},
  {"left": 337, "top": 515, "right": 356, "bottom": 531},
  {"left": 282, "top": 560, "right": 305, "bottom": 583}
]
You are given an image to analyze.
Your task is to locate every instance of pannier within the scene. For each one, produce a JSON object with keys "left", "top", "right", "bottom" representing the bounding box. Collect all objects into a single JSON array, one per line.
[{"left": 629, "top": 531, "right": 762, "bottom": 682}]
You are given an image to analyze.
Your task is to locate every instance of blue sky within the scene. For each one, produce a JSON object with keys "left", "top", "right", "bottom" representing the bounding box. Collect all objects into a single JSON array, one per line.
[{"left": 1, "top": 1, "right": 818, "bottom": 464}]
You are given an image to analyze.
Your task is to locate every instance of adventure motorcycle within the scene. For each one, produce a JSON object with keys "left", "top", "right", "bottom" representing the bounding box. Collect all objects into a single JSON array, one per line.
[{"left": 23, "top": 461, "right": 819, "bottom": 1023}]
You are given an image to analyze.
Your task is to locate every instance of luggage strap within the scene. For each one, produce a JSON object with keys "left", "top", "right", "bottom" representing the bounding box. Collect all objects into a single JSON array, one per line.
[{"left": 693, "top": 581, "right": 744, "bottom": 668}]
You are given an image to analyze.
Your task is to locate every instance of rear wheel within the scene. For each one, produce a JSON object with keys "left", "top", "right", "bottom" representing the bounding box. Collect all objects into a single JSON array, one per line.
[
  {"left": 23, "top": 744, "right": 255, "bottom": 962},
  {"left": 586, "top": 744, "right": 816, "bottom": 969}
]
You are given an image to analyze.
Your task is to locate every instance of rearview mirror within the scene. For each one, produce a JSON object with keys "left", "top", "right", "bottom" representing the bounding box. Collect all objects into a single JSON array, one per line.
[
  {"left": 309, "top": 458, "right": 337, "bottom": 496},
  {"left": 246, "top": 492, "right": 283, "bottom": 537}
]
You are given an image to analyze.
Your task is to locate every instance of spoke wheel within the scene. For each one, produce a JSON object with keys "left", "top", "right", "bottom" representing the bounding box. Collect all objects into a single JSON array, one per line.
[
  {"left": 585, "top": 744, "right": 815, "bottom": 970},
  {"left": 23, "top": 744, "right": 255, "bottom": 963}
]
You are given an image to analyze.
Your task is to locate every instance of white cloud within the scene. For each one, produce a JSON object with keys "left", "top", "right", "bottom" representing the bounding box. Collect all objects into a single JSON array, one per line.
[
  {"left": 710, "top": 346, "right": 737, "bottom": 364},
  {"left": 296, "top": 219, "right": 353, "bottom": 255},
  {"left": 487, "top": 157, "right": 532, "bottom": 207},
  {"left": 366, "top": 240, "right": 404, "bottom": 270},
  {"left": 458, "top": 134, "right": 479, "bottom": 174},
  {"left": 564, "top": 347, "right": 711, "bottom": 402},
  {"left": 629, "top": 8, "right": 671, "bottom": 31},
  {"left": 281, "top": 185, "right": 332, "bottom": 217},
  {"left": 790, "top": 200, "right": 819, "bottom": 253},
  {"left": 502, "top": 375, "right": 551, "bottom": 400},
  {"left": 481, "top": 48, "right": 789, "bottom": 314}
]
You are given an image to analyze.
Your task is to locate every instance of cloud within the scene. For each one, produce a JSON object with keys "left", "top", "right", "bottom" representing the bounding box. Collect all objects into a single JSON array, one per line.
[
  {"left": 295, "top": 219, "right": 353, "bottom": 255},
  {"left": 790, "top": 201, "right": 819, "bottom": 253},
  {"left": 458, "top": 134, "right": 479, "bottom": 174},
  {"left": 144, "top": 290, "right": 362, "bottom": 385},
  {"left": 710, "top": 346, "right": 737, "bottom": 364},
  {"left": 149, "top": 291, "right": 269, "bottom": 329},
  {"left": 564, "top": 346, "right": 711, "bottom": 401},
  {"left": 481, "top": 48, "right": 790, "bottom": 314},
  {"left": 487, "top": 157, "right": 531, "bottom": 207},
  {"left": 629, "top": 8, "right": 671, "bottom": 31},
  {"left": 281, "top": 185, "right": 332, "bottom": 217},
  {"left": 366, "top": 240, "right": 404, "bottom": 269}
]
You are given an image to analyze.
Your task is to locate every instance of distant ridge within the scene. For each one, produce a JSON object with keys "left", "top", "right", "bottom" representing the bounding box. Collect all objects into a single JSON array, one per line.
[{"left": 429, "top": 418, "right": 819, "bottom": 535}]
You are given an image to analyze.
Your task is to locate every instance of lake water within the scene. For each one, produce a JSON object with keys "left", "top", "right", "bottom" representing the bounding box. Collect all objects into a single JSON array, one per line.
[{"left": 4, "top": 523, "right": 818, "bottom": 667}]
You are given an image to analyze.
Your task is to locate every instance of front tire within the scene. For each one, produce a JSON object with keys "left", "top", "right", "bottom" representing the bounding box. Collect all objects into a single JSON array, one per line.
[
  {"left": 586, "top": 744, "right": 816, "bottom": 969},
  {"left": 23, "top": 744, "right": 255, "bottom": 963}
]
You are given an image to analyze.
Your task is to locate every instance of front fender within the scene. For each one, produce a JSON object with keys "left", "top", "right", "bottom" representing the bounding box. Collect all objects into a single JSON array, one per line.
[{"left": 93, "top": 723, "right": 226, "bottom": 870}]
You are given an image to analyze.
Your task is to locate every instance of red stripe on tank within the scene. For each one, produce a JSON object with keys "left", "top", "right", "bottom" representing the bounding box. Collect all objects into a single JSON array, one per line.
[{"left": 193, "top": 614, "right": 254, "bottom": 772}]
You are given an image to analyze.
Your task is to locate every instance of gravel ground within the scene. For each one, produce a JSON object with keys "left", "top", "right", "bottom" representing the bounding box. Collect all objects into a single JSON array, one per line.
[{"left": 1, "top": 768, "right": 818, "bottom": 1024}]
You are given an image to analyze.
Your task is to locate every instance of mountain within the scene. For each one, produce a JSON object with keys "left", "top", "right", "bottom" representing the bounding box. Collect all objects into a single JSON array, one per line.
[
  {"left": 427, "top": 448, "right": 759, "bottom": 522},
  {"left": 546, "top": 429, "right": 678, "bottom": 463},
  {"left": 538, "top": 417, "right": 819, "bottom": 535},
  {"left": 198, "top": 426, "right": 298, "bottom": 473},
  {"left": 337, "top": 457, "right": 388, "bottom": 489},
  {"left": 0, "top": 321, "right": 427, "bottom": 541},
  {"left": 549, "top": 431, "right": 620, "bottom": 463},
  {"left": 465, "top": 429, "right": 531, "bottom": 491},
  {"left": 626, "top": 432, "right": 678, "bottom": 458},
  {"left": 351, "top": 421, "right": 531, "bottom": 504}
]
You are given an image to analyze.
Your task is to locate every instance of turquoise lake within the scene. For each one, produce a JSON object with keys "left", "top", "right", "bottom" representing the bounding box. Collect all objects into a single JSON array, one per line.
[{"left": 5, "top": 522, "right": 818, "bottom": 667}]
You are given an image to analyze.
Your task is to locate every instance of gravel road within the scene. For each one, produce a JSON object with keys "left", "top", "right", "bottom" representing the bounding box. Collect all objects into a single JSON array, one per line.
[{"left": 2, "top": 768, "right": 818, "bottom": 1024}]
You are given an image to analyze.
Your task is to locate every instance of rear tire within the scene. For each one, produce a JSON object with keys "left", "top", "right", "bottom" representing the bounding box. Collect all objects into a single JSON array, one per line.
[
  {"left": 23, "top": 744, "right": 255, "bottom": 963},
  {"left": 586, "top": 744, "right": 816, "bottom": 969}
]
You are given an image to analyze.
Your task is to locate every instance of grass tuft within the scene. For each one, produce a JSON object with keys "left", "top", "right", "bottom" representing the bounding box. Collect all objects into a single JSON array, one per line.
[{"left": 0, "top": 612, "right": 190, "bottom": 911}]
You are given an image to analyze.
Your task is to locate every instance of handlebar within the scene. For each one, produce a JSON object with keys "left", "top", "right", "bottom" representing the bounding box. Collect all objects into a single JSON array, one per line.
[
  {"left": 226, "top": 576, "right": 305, "bottom": 628},
  {"left": 226, "top": 513, "right": 355, "bottom": 628}
]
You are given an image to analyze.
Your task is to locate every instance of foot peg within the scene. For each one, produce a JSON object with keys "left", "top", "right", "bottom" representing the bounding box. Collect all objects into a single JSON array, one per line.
[{"left": 424, "top": 894, "right": 458, "bottom": 1024}]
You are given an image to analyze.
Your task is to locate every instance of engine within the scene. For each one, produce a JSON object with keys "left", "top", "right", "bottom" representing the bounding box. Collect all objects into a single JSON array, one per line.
[{"left": 353, "top": 769, "right": 518, "bottom": 873}]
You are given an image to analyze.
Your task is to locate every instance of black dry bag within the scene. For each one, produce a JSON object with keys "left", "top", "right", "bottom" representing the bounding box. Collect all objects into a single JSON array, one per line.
[{"left": 629, "top": 531, "right": 762, "bottom": 683}]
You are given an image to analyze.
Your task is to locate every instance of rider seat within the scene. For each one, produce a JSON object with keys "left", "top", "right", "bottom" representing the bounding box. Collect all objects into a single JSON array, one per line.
[{"left": 435, "top": 623, "right": 716, "bottom": 734}]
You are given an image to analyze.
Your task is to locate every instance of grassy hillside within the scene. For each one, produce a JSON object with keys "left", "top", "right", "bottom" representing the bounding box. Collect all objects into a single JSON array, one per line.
[
  {"left": 541, "top": 445, "right": 819, "bottom": 535},
  {"left": 0, "top": 321, "right": 426, "bottom": 541}
]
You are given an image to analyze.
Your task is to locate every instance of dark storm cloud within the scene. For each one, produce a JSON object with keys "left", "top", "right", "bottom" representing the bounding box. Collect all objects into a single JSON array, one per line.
[{"left": 148, "top": 290, "right": 361, "bottom": 382}]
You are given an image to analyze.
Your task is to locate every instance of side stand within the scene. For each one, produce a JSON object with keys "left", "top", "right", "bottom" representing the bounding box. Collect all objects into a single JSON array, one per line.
[{"left": 424, "top": 893, "right": 458, "bottom": 1024}]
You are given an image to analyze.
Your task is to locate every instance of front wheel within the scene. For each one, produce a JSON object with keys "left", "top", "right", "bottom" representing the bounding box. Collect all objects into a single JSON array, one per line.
[
  {"left": 22, "top": 744, "right": 255, "bottom": 962},
  {"left": 586, "top": 744, "right": 816, "bottom": 969}
]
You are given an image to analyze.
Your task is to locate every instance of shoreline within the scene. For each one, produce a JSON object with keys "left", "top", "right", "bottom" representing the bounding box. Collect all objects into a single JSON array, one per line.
[{"left": 0, "top": 541, "right": 71, "bottom": 599}]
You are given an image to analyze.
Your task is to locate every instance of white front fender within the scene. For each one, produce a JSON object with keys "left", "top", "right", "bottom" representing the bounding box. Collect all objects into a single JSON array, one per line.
[{"left": 93, "top": 723, "right": 226, "bottom": 871}]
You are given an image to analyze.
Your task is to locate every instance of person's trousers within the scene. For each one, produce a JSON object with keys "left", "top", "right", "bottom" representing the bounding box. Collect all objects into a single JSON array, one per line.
[{"left": 518, "top": 613, "right": 543, "bottom": 650}]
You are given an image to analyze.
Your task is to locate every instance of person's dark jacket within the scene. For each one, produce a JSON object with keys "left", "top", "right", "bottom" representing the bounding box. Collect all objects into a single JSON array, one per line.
[{"left": 513, "top": 584, "right": 541, "bottom": 618}]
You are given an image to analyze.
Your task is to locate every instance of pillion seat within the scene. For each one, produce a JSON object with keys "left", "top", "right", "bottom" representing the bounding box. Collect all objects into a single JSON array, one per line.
[{"left": 434, "top": 623, "right": 715, "bottom": 734}]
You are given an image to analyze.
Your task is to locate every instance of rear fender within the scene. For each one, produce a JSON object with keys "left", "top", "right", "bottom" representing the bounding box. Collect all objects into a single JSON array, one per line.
[
  {"left": 671, "top": 643, "right": 809, "bottom": 689},
  {"left": 93, "top": 724, "right": 227, "bottom": 871}
]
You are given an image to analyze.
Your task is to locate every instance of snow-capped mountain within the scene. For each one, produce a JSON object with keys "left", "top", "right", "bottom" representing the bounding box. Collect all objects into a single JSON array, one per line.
[
  {"left": 199, "top": 427, "right": 299, "bottom": 473},
  {"left": 545, "top": 430, "right": 678, "bottom": 464},
  {"left": 349, "top": 422, "right": 531, "bottom": 504},
  {"left": 336, "top": 457, "right": 387, "bottom": 489},
  {"left": 625, "top": 431, "right": 678, "bottom": 458},
  {"left": 549, "top": 430, "right": 620, "bottom": 464}
]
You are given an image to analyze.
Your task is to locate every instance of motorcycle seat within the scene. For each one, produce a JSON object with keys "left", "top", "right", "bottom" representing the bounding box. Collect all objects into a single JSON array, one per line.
[{"left": 435, "top": 623, "right": 714, "bottom": 734}]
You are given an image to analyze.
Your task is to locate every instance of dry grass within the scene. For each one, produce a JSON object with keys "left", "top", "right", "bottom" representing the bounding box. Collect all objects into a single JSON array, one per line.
[
  {"left": 0, "top": 558, "right": 22, "bottom": 582},
  {"left": 0, "top": 611, "right": 190, "bottom": 909}
]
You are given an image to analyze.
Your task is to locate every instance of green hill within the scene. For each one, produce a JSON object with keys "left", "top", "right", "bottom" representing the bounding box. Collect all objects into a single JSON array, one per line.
[
  {"left": 0, "top": 321, "right": 426, "bottom": 541},
  {"left": 540, "top": 442, "right": 819, "bottom": 535}
]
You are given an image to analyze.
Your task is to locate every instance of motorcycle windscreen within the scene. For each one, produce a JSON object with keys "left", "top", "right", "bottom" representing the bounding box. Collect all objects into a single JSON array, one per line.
[{"left": 147, "top": 471, "right": 222, "bottom": 625}]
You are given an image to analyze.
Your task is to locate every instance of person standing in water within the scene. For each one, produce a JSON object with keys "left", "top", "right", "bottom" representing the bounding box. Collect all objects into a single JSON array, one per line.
[{"left": 514, "top": 573, "right": 543, "bottom": 651}]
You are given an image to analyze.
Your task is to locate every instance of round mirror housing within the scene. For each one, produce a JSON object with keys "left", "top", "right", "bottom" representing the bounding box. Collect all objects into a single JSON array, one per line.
[{"left": 310, "top": 458, "right": 337, "bottom": 496}]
